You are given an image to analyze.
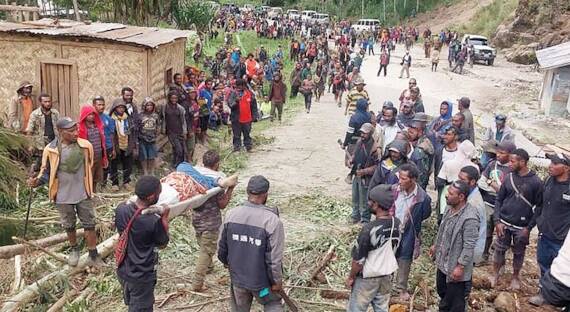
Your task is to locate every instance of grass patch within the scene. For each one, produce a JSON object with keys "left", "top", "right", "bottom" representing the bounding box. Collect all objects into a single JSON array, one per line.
[{"left": 458, "top": 0, "right": 519, "bottom": 38}]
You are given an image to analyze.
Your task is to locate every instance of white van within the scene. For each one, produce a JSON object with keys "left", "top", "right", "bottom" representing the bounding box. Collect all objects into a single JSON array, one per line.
[
  {"left": 287, "top": 9, "right": 300, "bottom": 19},
  {"left": 301, "top": 10, "right": 316, "bottom": 21},
  {"left": 313, "top": 13, "right": 329, "bottom": 24},
  {"left": 353, "top": 19, "right": 381, "bottom": 33},
  {"left": 268, "top": 7, "right": 283, "bottom": 18}
]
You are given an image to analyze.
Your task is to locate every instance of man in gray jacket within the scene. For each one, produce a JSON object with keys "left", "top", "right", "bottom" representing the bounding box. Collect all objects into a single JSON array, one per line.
[
  {"left": 218, "top": 175, "right": 285, "bottom": 311},
  {"left": 430, "top": 180, "right": 479, "bottom": 312}
]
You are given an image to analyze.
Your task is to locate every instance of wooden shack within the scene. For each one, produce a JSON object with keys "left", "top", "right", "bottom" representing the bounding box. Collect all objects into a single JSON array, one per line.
[
  {"left": 536, "top": 41, "right": 570, "bottom": 117},
  {"left": 0, "top": 18, "right": 191, "bottom": 119}
]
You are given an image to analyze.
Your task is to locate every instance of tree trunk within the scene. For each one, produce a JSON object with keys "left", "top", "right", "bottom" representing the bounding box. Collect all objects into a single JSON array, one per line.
[
  {"left": 383, "top": 0, "right": 386, "bottom": 21},
  {"left": 393, "top": 0, "right": 396, "bottom": 14},
  {"left": 71, "top": 0, "right": 80, "bottom": 21},
  {"left": 416, "top": 0, "right": 419, "bottom": 13},
  {"left": 0, "top": 230, "right": 84, "bottom": 260}
]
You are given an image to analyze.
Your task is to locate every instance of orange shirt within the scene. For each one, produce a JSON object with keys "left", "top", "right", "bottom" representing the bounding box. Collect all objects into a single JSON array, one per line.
[{"left": 21, "top": 97, "right": 33, "bottom": 131}]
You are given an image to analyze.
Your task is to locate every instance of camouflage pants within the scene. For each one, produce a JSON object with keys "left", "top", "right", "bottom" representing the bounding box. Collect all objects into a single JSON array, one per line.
[{"left": 192, "top": 231, "right": 218, "bottom": 287}]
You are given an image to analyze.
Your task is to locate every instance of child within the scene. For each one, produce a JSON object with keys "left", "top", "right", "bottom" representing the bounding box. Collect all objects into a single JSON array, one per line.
[
  {"left": 138, "top": 97, "right": 160, "bottom": 175},
  {"left": 300, "top": 73, "right": 315, "bottom": 114}
]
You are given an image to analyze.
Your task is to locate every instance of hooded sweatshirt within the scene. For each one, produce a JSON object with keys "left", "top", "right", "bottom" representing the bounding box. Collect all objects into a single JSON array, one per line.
[
  {"left": 78, "top": 105, "right": 107, "bottom": 164},
  {"left": 343, "top": 98, "right": 371, "bottom": 146}
]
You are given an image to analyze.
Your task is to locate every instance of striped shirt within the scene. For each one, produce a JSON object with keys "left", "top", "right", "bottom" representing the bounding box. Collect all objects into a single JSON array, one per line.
[
  {"left": 345, "top": 89, "right": 370, "bottom": 115},
  {"left": 87, "top": 126, "right": 102, "bottom": 159}
]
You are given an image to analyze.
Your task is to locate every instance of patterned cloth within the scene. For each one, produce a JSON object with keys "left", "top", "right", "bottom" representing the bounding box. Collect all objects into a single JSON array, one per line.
[{"left": 160, "top": 172, "right": 206, "bottom": 201}]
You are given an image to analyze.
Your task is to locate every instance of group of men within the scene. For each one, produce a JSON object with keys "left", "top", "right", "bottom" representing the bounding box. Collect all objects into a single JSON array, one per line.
[{"left": 341, "top": 74, "right": 570, "bottom": 311}]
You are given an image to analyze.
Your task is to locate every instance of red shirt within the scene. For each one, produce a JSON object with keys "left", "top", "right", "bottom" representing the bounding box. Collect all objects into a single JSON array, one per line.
[{"left": 238, "top": 90, "right": 253, "bottom": 123}]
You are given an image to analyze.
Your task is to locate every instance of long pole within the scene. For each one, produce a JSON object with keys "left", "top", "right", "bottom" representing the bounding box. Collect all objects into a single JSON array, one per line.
[
  {"left": 383, "top": 0, "right": 386, "bottom": 21},
  {"left": 22, "top": 190, "right": 33, "bottom": 239}
]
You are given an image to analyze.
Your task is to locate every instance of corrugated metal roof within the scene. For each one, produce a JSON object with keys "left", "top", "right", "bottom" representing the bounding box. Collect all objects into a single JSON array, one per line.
[
  {"left": 536, "top": 41, "right": 570, "bottom": 70},
  {"left": 0, "top": 18, "right": 192, "bottom": 48}
]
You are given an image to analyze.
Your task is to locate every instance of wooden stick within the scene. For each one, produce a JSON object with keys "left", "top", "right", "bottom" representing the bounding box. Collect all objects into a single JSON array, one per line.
[
  {"left": 11, "top": 255, "right": 22, "bottom": 294},
  {"left": 298, "top": 299, "right": 345, "bottom": 310},
  {"left": 0, "top": 215, "right": 59, "bottom": 222},
  {"left": 165, "top": 296, "right": 230, "bottom": 310},
  {"left": 12, "top": 237, "right": 68, "bottom": 264},
  {"left": 284, "top": 284, "right": 349, "bottom": 293},
  {"left": 409, "top": 286, "right": 420, "bottom": 312},
  {"left": 157, "top": 291, "right": 180, "bottom": 308},
  {"left": 309, "top": 244, "right": 336, "bottom": 284},
  {"left": 46, "top": 289, "right": 79, "bottom": 312},
  {"left": 0, "top": 230, "right": 84, "bottom": 259}
]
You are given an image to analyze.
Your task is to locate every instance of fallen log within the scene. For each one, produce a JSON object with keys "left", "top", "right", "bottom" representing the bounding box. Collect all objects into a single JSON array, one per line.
[
  {"left": 11, "top": 255, "right": 23, "bottom": 294},
  {"left": 12, "top": 237, "right": 68, "bottom": 264},
  {"left": 0, "top": 189, "right": 223, "bottom": 312},
  {"left": 309, "top": 244, "right": 336, "bottom": 285},
  {"left": 0, "top": 230, "right": 84, "bottom": 259},
  {"left": 46, "top": 289, "right": 79, "bottom": 312}
]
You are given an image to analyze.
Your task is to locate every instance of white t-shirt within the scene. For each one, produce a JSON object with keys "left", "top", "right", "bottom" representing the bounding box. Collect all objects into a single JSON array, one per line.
[{"left": 550, "top": 231, "right": 570, "bottom": 287}]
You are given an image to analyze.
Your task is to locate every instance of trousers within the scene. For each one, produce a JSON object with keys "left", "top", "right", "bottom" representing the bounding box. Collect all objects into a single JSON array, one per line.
[
  {"left": 231, "top": 121, "right": 252, "bottom": 150},
  {"left": 351, "top": 177, "right": 369, "bottom": 222},
  {"left": 110, "top": 149, "right": 133, "bottom": 186},
  {"left": 436, "top": 270, "right": 469, "bottom": 312},
  {"left": 230, "top": 284, "right": 282, "bottom": 312}
]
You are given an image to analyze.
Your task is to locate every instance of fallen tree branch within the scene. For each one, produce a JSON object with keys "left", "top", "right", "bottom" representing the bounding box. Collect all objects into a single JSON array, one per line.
[
  {"left": 11, "top": 255, "right": 23, "bottom": 294},
  {"left": 165, "top": 296, "right": 230, "bottom": 310},
  {"left": 309, "top": 244, "right": 336, "bottom": 285},
  {"left": 46, "top": 289, "right": 79, "bottom": 312},
  {"left": 284, "top": 284, "right": 349, "bottom": 293},
  {"left": 0, "top": 230, "right": 84, "bottom": 259},
  {"left": 1, "top": 190, "right": 223, "bottom": 312},
  {"left": 157, "top": 291, "right": 181, "bottom": 308},
  {"left": 12, "top": 237, "right": 68, "bottom": 264},
  {"left": 298, "top": 299, "right": 345, "bottom": 310},
  {"left": 0, "top": 215, "right": 58, "bottom": 222},
  {"left": 409, "top": 286, "right": 420, "bottom": 312}
]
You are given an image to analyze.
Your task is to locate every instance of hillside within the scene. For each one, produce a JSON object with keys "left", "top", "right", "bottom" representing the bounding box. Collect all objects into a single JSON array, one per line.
[{"left": 494, "top": 0, "right": 570, "bottom": 64}]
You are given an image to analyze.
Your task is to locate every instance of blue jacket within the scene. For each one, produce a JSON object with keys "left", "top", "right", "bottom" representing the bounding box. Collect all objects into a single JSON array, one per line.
[{"left": 392, "top": 184, "right": 432, "bottom": 260}]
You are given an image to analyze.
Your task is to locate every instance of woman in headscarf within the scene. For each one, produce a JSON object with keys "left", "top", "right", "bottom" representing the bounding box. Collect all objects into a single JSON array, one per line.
[{"left": 428, "top": 100, "right": 453, "bottom": 151}]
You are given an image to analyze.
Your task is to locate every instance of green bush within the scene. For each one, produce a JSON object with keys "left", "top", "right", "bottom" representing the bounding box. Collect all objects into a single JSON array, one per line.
[{"left": 458, "top": 0, "right": 519, "bottom": 38}]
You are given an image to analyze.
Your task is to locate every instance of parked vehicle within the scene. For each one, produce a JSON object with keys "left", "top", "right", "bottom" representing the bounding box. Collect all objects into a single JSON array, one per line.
[
  {"left": 287, "top": 9, "right": 301, "bottom": 19},
  {"left": 301, "top": 10, "right": 316, "bottom": 21},
  {"left": 313, "top": 13, "right": 329, "bottom": 24},
  {"left": 268, "top": 7, "right": 283, "bottom": 18},
  {"left": 461, "top": 34, "right": 497, "bottom": 66},
  {"left": 240, "top": 4, "right": 254, "bottom": 12},
  {"left": 352, "top": 19, "right": 381, "bottom": 33}
]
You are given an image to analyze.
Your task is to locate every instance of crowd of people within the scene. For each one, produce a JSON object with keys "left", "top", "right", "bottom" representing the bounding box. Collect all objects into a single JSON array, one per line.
[{"left": 5, "top": 7, "right": 569, "bottom": 312}]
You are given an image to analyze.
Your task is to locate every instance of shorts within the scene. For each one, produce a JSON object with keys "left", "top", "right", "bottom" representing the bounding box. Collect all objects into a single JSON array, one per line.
[
  {"left": 119, "top": 278, "right": 156, "bottom": 311},
  {"left": 56, "top": 199, "right": 96, "bottom": 231},
  {"left": 138, "top": 141, "right": 157, "bottom": 160}
]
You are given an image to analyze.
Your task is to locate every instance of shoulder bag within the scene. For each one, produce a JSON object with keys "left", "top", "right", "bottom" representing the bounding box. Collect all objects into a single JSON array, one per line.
[
  {"left": 362, "top": 217, "right": 399, "bottom": 278},
  {"left": 509, "top": 173, "right": 536, "bottom": 211},
  {"left": 115, "top": 204, "right": 145, "bottom": 267}
]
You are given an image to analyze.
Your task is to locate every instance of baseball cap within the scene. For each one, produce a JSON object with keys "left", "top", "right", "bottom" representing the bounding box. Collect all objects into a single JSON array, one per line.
[
  {"left": 247, "top": 175, "right": 270, "bottom": 195},
  {"left": 56, "top": 117, "right": 77, "bottom": 129},
  {"left": 368, "top": 184, "right": 395, "bottom": 209},
  {"left": 382, "top": 101, "right": 394, "bottom": 108},
  {"left": 546, "top": 153, "right": 570, "bottom": 166},
  {"left": 360, "top": 123, "right": 374, "bottom": 134},
  {"left": 495, "top": 114, "right": 507, "bottom": 123}
]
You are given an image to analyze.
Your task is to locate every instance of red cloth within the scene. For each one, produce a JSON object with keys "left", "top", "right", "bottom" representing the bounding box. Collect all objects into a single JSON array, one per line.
[
  {"left": 238, "top": 90, "right": 253, "bottom": 123},
  {"left": 78, "top": 105, "right": 108, "bottom": 167}
]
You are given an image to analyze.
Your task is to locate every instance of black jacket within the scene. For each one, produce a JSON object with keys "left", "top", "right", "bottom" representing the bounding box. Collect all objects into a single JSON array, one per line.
[
  {"left": 536, "top": 177, "right": 570, "bottom": 242},
  {"left": 494, "top": 171, "right": 543, "bottom": 228}
]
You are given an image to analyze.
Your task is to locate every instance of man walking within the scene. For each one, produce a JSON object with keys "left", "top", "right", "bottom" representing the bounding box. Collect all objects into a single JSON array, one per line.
[
  {"left": 346, "top": 184, "right": 401, "bottom": 312},
  {"left": 431, "top": 180, "right": 479, "bottom": 312},
  {"left": 399, "top": 50, "right": 412, "bottom": 79},
  {"left": 268, "top": 73, "right": 287, "bottom": 122},
  {"left": 28, "top": 117, "right": 100, "bottom": 267},
  {"left": 8, "top": 81, "right": 35, "bottom": 132},
  {"left": 191, "top": 150, "right": 236, "bottom": 292},
  {"left": 345, "top": 78, "right": 369, "bottom": 116},
  {"left": 218, "top": 175, "right": 284, "bottom": 311},
  {"left": 289, "top": 62, "right": 302, "bottom": 98},
  {"left": 491, "top": 148, "right": 543, "bottom": 290},
  {"left": 348, "top": 123, "right": 378, "bottom": 224},
  {"left": 228, "top": 79, "right": 259, "bottom": 152},
  {"left": 392, "top": 164, "right": 432, "bottom": 300},
  {"left": 115, "top": 176, "right": 169, "bottom": 312},
  {"left": 377, "top": 49, "right": 389, "bottom": 77}
]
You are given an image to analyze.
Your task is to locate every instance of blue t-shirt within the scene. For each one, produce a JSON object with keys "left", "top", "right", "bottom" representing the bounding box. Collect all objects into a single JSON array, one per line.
[
  {"left": 100, "top": 113, "right": 115, "bottom": 149},
  {"left": 200, "top": 89, "right": 213, "bottom": 111}
]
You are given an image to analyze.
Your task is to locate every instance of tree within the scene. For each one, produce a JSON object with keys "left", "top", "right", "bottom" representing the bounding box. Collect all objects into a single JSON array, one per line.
[{"left": 171, "top": 0, "right": 215, "bottom": 34}]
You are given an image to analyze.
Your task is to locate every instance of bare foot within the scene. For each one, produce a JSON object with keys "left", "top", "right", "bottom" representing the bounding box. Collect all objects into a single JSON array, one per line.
[
  {"left": 399, "top": 291, "right": 411, "bottom": 301},
  {"left": 510, "top": 278, "right": 521, "bottom": 290}
]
